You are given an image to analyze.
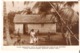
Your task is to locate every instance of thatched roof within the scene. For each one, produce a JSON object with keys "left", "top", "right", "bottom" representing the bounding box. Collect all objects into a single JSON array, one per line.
[{"left": 14, "top": 14, "right": 56, "bottom": 24}]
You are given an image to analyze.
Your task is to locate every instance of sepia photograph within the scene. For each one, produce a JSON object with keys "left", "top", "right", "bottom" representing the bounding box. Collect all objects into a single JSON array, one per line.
[{"left": 3, "top": 1, "right": 79, "bottom": 46}]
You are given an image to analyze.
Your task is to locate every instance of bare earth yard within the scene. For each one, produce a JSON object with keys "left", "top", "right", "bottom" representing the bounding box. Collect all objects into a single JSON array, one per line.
[{"left": 3, "top": 33, "right": 79, "bottom": 46}]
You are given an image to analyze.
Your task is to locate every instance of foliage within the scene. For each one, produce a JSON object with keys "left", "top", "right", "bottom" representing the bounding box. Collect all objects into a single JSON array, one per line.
[{"left": 7, "top": 12, "right": 16, "bottom": 34}]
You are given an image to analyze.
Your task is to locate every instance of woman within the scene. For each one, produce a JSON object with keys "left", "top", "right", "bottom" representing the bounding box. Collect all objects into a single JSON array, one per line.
[{"left": 30, "top": 29, "right": 37, "bottom": 44}]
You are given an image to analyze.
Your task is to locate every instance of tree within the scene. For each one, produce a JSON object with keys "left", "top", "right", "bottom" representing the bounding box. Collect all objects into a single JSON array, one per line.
[
  {"left": 4, "top": 2, "right": 12, "bottom": 45},
  {"left": 8, "top": 12, "right": 16, "bottom": 34},
  {"left": 50, "top": 2, "right": 78, "bottom": 45}
]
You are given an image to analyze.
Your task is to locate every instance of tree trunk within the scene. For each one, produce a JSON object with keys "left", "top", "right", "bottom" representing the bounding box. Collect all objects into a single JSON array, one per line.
[
  {"left": 61, "top": 24, "right": 66, "bottom": 44},
  {"left": 4, "top": 2, "right": 12, "bottom": 45},
  {"left": 5, "top": 15, "right": 12, "bottom": 45}
]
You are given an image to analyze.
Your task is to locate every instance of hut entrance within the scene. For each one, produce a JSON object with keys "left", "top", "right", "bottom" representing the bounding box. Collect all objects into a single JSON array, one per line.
[{"left": 23, "top": 24, "right": 28, "bottom": 34}]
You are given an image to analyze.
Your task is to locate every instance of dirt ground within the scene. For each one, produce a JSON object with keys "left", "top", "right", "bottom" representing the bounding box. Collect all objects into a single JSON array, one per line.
[{"left": 3, "top": 33, "right": 79, "bottom": 46}]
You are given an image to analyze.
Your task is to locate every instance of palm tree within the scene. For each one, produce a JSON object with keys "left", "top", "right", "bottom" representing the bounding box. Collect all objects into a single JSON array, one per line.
[
  {"left": 33, "top": 2, "right": 60, "bottom": 17},
  {"left": 62, "top": 2, "right": 79, "bottom": 44},
  {"left": 51, "top": 2, "right": 78, "bottom": 45}
]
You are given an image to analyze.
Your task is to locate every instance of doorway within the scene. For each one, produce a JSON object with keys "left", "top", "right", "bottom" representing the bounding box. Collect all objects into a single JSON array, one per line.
[{"left": 23, "top": 24, "right": 28, "bottom": 34}]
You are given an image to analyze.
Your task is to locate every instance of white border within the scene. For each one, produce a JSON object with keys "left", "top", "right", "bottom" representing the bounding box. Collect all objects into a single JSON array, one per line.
[
  {"left": 0, "top": 0, "right": 80, "bottom": 53},
  {"left": 3, "top": 0, "right": 79, "bottom": 1}
]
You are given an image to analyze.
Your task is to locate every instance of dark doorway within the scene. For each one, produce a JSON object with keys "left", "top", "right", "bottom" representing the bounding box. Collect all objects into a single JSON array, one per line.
[{"left": 23, "top": 24, "right": 28, "bottom": 34}]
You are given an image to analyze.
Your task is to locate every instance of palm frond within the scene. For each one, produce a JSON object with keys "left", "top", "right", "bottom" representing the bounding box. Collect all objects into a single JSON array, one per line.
[{"left": 66, "top": 1, "right": 78, "bottom": 7}]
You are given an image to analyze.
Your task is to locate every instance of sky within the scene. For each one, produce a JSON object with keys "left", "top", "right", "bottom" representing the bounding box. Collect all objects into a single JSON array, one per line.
[{"left": 4, "top": 1, "right": 79, "bottom": 13}]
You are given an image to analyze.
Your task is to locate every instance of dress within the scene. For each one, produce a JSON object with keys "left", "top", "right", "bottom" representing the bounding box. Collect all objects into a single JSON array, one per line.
[{"left": 30, "top": 31, "right": 35, "bottom": 43}]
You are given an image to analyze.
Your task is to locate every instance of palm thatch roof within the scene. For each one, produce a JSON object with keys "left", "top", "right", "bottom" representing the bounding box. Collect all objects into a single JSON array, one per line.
[{"left": 14, "top": 14, "right": 57, "bottom": 24}]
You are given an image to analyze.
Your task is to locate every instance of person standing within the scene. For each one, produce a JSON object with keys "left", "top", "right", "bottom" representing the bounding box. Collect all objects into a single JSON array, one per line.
[
  {"left": 30, "top": 29, "right": 36, "bottom": 44},
  {"left": 29, "top": 29, "right": 39, "bottom": 44}
]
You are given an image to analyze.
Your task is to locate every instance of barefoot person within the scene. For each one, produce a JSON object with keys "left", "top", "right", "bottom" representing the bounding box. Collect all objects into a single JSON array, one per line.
[
  {"left": 30, "top": 29, "right": 35, "bottom": 44},
  {"left": 30, "top": 29, "right": 38, "bottom": 44}
]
